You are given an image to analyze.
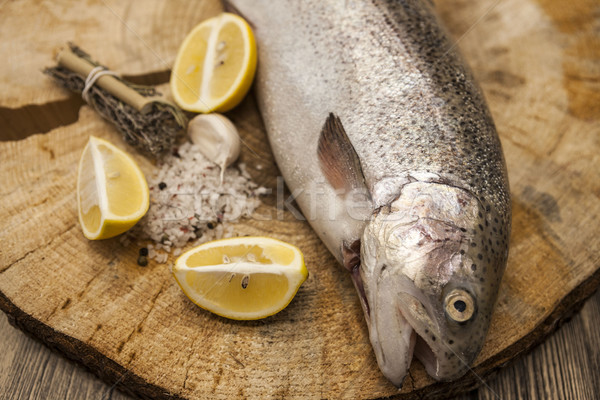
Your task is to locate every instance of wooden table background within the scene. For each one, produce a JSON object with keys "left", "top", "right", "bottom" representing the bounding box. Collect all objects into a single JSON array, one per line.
[{"left": 1, "top": 0, "right": 599, "bottom": 399}]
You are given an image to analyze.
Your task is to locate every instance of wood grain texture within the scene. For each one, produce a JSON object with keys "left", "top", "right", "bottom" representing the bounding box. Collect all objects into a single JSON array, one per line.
[
  {"left": 0, "top": 0, "right": 599, "bottom": 399},
  {"left": 2, "top": 290, "right": 598, "bottom": 400}
]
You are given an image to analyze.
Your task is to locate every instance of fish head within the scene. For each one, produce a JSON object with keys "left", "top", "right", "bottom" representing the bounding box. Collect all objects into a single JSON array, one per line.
[{"left": 359, "top": 181, "right": 506, "bottom": 386}]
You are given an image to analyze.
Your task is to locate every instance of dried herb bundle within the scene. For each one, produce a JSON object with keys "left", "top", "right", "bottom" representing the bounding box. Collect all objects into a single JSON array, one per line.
[{"left": 44, "top": 44, "right": 187, "bottom": 156}]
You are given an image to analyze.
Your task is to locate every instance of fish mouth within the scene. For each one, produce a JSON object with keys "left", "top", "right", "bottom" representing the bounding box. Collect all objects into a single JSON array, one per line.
[
  {"left": 397, "top": 293, "right": 446, "bottom": 379},
  {"left": 366, "top": 288, "right": 458, "bottom": 386}
]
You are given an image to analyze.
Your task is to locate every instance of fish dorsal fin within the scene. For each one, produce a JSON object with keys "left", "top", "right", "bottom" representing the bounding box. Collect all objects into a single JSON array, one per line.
[{"left": 317, "top": 113, "right": 367, "bottom": 193}]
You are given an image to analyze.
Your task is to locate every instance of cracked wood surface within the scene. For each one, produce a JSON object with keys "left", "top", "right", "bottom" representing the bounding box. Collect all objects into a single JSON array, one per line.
[{"left": 1, "top": 0, "right": 599, "bottom": 399}]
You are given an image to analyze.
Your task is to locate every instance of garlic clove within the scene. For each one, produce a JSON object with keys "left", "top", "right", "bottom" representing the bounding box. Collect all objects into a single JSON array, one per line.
[{"left": 187, "top": 113, "right": 241, "bottom": 183}]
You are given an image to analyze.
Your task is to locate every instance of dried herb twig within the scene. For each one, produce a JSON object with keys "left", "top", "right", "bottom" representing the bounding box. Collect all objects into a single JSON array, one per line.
[{"left": 44, "top": 43, "right": 187, "bottom": 156}]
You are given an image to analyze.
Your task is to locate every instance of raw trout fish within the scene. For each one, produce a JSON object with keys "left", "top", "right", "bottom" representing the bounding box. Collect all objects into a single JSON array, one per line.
[{"left": 229, "top": 0, "right": 511, "bottom": 386}]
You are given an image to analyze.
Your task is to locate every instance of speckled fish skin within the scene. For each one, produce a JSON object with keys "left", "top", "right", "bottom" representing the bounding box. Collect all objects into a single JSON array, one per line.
[{"left": 228, "top": 0, "right": 511, "bottom": 386}]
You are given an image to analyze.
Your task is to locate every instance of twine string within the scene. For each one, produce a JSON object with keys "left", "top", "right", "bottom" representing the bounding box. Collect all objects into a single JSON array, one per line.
[{"left": 82, "top": 66, "right": 120, "bottom": 104}]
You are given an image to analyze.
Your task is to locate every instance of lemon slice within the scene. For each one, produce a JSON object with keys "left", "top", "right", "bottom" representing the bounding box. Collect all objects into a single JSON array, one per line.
[
  {"left": 171, "top": 13, "right": 257, "bottom": 113},
  {"left": 173, "top": 237, "right": 308, "bottom": 320},
  {"left": 77, "top": 136, "right": 149, "bottom": 240}
]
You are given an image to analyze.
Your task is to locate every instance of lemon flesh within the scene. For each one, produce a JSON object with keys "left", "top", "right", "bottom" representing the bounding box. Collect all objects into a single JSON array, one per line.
[
  {"left": 77, "top": 136, "right": 149, "bottom": 240},
  {"left": 171, "top": 13, "right": 257, "bottom": 113},
  {"left": 173, "top": 237, "right": 308, "bottom": 320}
]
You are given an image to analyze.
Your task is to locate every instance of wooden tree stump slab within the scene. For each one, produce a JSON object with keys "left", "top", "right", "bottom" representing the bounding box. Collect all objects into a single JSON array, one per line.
[{"left": 0, "top": 0, "right": 599, "bottom": 399}]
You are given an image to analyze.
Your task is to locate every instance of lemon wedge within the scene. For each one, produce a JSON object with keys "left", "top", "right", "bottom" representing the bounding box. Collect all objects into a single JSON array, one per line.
[
  {"left": 171, "top": 13, "right": 257, "bottom": 113},
  {"left": 173, "top": 237, "right": 308, "bottom": 320},
  {"left": 77, "top": 136, "right": 149, "bottom": 240}
]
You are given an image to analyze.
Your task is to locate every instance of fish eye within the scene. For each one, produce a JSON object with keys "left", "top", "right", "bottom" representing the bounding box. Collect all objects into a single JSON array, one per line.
[{"left": 444, "top": 289, "right": 475, "bottom": 323}]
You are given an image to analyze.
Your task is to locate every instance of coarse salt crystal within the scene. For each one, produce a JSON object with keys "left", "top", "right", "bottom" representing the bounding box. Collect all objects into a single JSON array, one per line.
[{"left": 129, "top": 141, "right": 267, "bottom": 263}]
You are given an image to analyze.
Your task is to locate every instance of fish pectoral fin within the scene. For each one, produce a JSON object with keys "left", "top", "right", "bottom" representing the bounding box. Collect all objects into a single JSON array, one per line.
[
  {"left": 317, "top": 113, "right": 369, "bottom": 194},
  {"left": 342, "top": 239, "right": 370, "bottom": 316},
  {"left": 342, "top": 239, "right": 361, "bottom": 272}
]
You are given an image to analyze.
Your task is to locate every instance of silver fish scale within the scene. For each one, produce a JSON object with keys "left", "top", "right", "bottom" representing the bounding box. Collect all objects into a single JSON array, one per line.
[
  {"left": 238, "top": 0, "right": 509, "bottom": 223},
  {"left": 347, "top": 1, "right": 509, "bottom": 218},
  {"left": 231, "top": 0, "right": 511, "bottom": 385}
]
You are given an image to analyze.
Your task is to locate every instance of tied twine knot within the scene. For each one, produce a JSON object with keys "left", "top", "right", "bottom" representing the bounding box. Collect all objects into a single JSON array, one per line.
[{"left": 82, "top": 66, "right": 120, "bottom": 104}]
